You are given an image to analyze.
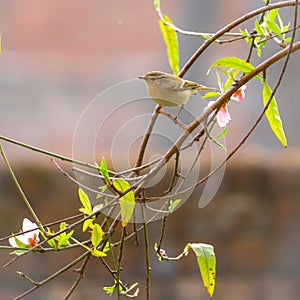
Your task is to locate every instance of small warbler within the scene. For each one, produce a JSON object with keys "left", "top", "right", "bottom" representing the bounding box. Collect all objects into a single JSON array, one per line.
[{"left": 139, "top": 71, "right": 216, "bottom": 107}]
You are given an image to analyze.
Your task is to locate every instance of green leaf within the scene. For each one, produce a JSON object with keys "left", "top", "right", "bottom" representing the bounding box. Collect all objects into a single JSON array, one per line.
[
  {"left": 211, "top": 138, "right": 227, "bottom": 152},
  {"left": 153, "top": 0, "right": 160, "bottom": 10},
  {"left": 103, "top": 285, "right": 115, "bottom": 295},
  {"left": 44, "top": 228, "right": 57, "bottom": 249},
  {"left": 91, "top": 248, "right": 107, "bottom": 257},
  {"left": 200, "top": 33, "right": 211, "bottom": 40},
  {"left": 210, "top": 57, "right": 255, "bottom": 74},
  {"left": 187, "top": 243, "right": 216, "bottom": 298},
  {"left": 113, "top": 179, "right": 135, "bottom": 227},
  {"left": 202, "top": 91, "right": 220, "bottom": 99},
  {"left": 78, "top": 188, "right": 93, "bottom": 214},
  {"left": 91, "top": 223, "right": 103, "bottom": 249},
  {"left": 168, "top": 199, "right": 181, "bottom": 212},
  {"left": 266, "top": 19, "right": 282, "bottom": 38},
  {"left": 98, "top": 157, "right": 111, "bottom": 185},
  {"left": 158, "top": 14, "right": 179, "bottom": 75},
  {"left": 255, "top": 19, "right": 265, "bottom": 36},
  {"left": 216, "top": 127, "right": 228, "bottom": 139},
  {"left": 82, "top": 218, "right": 94, "bottom": 232},
  {"left": 11, "top": 236, "right": 27, "bottom": 249},
  {"left": 262, "top": 82, "right": 287, "bottom": 147},
  {"left": 268, "top": 8, "right": 279, "bottom": 23},
  {"left": 56, "top": 222, "right": 74, "bottom": 247},
  {"left": 102, "top": 241, "right": 111, "bottom": 253}
]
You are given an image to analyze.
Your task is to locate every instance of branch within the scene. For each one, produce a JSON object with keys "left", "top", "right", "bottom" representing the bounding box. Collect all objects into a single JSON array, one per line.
[
  {"left": 134, "top": 41, "right": 300, "bottom": 193},
  {"left": 179, "top": 0, "right": 300, "bottom": 77}
]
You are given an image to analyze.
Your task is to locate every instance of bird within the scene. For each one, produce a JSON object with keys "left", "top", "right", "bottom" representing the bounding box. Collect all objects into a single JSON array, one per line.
[{"left": 139, "top": 71, "right": 216, "bottom": 107}]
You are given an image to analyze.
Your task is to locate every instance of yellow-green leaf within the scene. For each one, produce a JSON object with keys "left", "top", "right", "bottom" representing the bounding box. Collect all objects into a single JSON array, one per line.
[
  {"left": 113, "top": 179, "right": 135, "bottom": 227},
  {"left": 91, "top": 249, "right": 107, "bottom": 257},
  {"left": 83, "top": 218, "right": 94, "bottom": 232},
  {"left": 158, "top": 14, "right": 179, "bottom": 75},
  {"left": 262, "top": 82, "right": 287, "bottom": 147},
  {"left": 92, "top": 223, "right": 103, "bottom": 249},
  {"left": 210, "top": 57, "right": 255, "bottom": 74},
  {"left": 78, "top": 188, "right": 93, "bottom": 214},
  {"left": 153, "top": 0, "right": 160, "bottom": 10},
  {"left": 98, "top": 157, "right": 111, "bottom": 184},
  {"left": 188, "top": 243, "right": 216, "bottom": 298}
]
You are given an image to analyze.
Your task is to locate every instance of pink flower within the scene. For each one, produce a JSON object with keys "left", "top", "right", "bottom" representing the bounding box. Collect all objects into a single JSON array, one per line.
[
  {"left": 206, "top": 85, "right": 246, "bottom": 127},
  {"left": 230, "top": 85, "right": 246, "bottom": 102},
  {"left": 9, "top": 218, "right": 40, "bottom": 253},
  {"left": 216, "top": 103, "right": 231, "bottom": 127},
  {"left": 207, "top": 101, "right": 231, "bottom": 128}
]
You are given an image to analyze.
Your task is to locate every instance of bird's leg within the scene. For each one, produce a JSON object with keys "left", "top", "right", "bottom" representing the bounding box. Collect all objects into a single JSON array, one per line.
[{"left": 174, "top": 105, "right": 184, "bottom": 120}]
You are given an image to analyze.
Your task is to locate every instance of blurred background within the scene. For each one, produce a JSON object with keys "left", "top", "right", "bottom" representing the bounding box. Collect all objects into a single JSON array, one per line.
[{"left": 0, "top": 0, "right": 300, "bottom": 299}]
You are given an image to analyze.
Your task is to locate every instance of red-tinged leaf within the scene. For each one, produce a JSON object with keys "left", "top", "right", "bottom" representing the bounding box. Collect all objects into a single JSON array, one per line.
[{"left": 187, "top": 243, "right": 216, "bottom": 298}]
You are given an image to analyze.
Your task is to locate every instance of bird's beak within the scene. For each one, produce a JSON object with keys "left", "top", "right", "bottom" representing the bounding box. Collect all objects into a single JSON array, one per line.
[{"left": 138, "top": 75, "right": 145, "bottom": 80}]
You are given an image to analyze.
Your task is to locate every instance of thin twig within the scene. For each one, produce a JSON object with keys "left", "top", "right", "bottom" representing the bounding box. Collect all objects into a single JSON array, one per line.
[
  {"left": 134, "top": 104, "right": 161, "bottom": 173},
  {"left": 179, "top": 0, "right": 300, "bottom": 77},
  {"left": 13, "top": 251, "right": 90, "bottom": 300},
  {"left": 0, "top": 135, "right": 98, "bottom": 170},
  {"left": 116, "top": 227, "right": 126, "bottom": 299},
  {"left": 141, "top": 193, "right": 151, "bottom": 300},
  {"left": 0, "top": 143, "right": 44, "bottom": 233},
  {"left": 64, "top": 253, "right": 91, "bottom": 300}
]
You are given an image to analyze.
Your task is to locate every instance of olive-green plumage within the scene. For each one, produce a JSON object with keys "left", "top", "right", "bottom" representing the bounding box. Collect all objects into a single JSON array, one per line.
[{"left": 139, "top": 71, "right": 215, "bottom": 107}]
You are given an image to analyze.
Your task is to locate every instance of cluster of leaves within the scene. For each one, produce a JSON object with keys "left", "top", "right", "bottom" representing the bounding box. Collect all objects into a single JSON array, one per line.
[
  {"left": 3, "top": 0, "right": 298, "bottom": 299},
  {"left": 156, "top": 0, "right": 287, "bottom": 148},
  {"left": 208, "top": 57, "right": 287, "bottom": 147},
  {"left": 241, "top": 8, "right": 291, "bottom": 56}
]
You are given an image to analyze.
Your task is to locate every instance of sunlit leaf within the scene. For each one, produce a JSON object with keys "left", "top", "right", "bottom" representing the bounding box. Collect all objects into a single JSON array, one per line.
[
  {"left": 113, "top": 179, "right": 135, "bottom": 227},
  {"left": 44, "top": 228, "right": 57, "bottom": 249},
  {"left": 266, "top": 19, "right": 282, "bottom": 38},
  {"left": 103, "top": 285, "right": 115, "bottom": 295},
  {"left": 216, "top": 127, "right": 228, "bottom": 139},
  {"left": 102, "top": 241, "right": 111, "bottom": 253},
  {"left": 210, "top": 57, "right": 255, "bottom": 74},
  {"left": 98, "top": 157, "right": 111, "bottom": 185},
  {"left": 11, "top": 236, "right": 27, "bottom": 249},
  {"left": 268, "top": 8, "right": 279, "bottom": 23},
  {"left": 187, "top": 243, "right": 216, "bottom": 298},
  {"left": 91, "top": 249, "right": 107, "bottom": 257},
  {"left": 83, "top": 218, "right": 94, "bottom": 232},
  {"left": 202, "top": 91, "right": 220, "bottom": 99},
  {"left": 168, "top": 199, "right": 181, "bottom": 212},
  {"left": 92, "top": 223, "right": 103, "bottom": 249},
  {"left": 158, "top": 14, "right": 179, "bottom": 75},
  {"left": 255, "top": 19, "right": 265, "bottom": 36},
  {"left": 56, "top": 222, "right": 73, "bottom": 247},
  {"left": 78, "top": 188, "right": 93, "bottom": 214},
  {"left": 262, "top": 82, "right": 287, "bottom": 147}
]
